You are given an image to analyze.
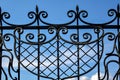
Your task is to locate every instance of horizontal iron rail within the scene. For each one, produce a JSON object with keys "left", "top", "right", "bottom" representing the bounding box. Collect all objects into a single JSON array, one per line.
[{"left": 0, "top": 25, "right": 120, "bottom": 29}]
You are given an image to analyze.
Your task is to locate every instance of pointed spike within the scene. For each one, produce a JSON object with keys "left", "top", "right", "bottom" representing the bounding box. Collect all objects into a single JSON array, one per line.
[
  {"left": 0, "top": 7, "right": 1, "bottom": 13},
  {"left": 117, "top": 4, "right": 120, "bottom": 18},
  {"left": 117, "top": 4, "right": 120, "bottom": 11},
  {"left": 0, "top": 7, "right": 1, "bottom": 20},
  {"left": 36, "top": 5, "right": 39, "bottom": 13},
  {"left": 76, "top": 5, "right": 79, "bottom": 12},
  {"left": 117, "top": 4, "right": 119, "bottom": 8},
  {"left": 36, "top": 5, "right": 38, "bottom": 9}
]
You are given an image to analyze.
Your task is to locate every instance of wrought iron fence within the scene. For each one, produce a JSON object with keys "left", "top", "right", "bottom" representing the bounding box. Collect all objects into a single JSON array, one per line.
[{"left": 0, "top": 4, "right": 120, "bottom": 80}]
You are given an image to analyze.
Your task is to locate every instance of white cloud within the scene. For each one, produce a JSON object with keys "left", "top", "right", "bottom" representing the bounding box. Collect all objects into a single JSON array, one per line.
[
  {"left": 59, "top": 73, "right": 113, "bottom": 80},
  {"left": 90, "top": 72, "right": 112, "bottom": 80},
  {"left": 1, "top": 48, "right": 113, "bottom": 80},
  {"left": 65, "top": 78, "right": 76, "bottom": 80},
  {"left": 2, "top": 58, "right": 19, "bottom": 68},
  {"left": 2, "top": 58, "right": 9, "bottom": 68},
  {"left": 91, "top": 73, "right": 103, "bottom": 80},
  {"left": 80, "top": 76, "right": 89, "bottom": 80},
  {"left": 65, "top": 76, "right": 89, "bottom": 80},
  {"left": 2, "top": 58, "right": 114, "bottom": 80}
]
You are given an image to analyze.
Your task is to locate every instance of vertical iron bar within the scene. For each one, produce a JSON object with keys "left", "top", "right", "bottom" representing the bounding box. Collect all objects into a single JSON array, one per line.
[
  {"left": 76, "top": 6, "right": 80, "bottom": 80},
  {"left": 37, "top": 27, "right": 40, "bottom": 80},
  {"left": 0, "top": 37, "right": 1, "bottom": 78},
  {"left": 18, "top": 30, "right": 21, "bottom": 80},
  {"left": 0, "top": 7, "right": 3, "bottom": 80},
  {"left": 57, "top": 28, "right": 60, "bottom": 80},
  {"left": 36, "top": 5, "right": 40, "bottom": 80},
  {"left": 117, "top": 4, "right": 120, "bottom": 80},
  {"left": 97, "top": 27, "right": 100, "bottom": 80}
]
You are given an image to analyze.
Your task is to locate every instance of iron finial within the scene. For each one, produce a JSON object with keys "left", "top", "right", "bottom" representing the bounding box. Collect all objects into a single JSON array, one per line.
[{"left": 76, "top": 5, "right": 79, "bottom": 12}]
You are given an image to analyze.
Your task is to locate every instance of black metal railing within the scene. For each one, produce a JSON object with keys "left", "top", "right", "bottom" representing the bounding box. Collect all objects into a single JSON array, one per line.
[{"left": 0, "top": 4, "right": 120, "bottom": 80}]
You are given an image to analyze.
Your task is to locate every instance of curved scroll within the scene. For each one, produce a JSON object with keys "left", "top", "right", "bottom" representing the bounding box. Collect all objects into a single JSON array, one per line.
[
  {"left": 0, "top": 6, "right": 118, "bottom": 26},
  {"left": 101, "top": 32, "right": 120, "bottom": 80},
  {"left": 59, "top": 26, "right": 104, "bottom": 45}
]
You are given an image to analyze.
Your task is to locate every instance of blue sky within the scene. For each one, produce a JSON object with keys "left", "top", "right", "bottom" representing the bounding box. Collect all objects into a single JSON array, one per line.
[
  {"left": 0, "top": 0, "right": 120, "bottom": 80},
  {"left": 0, "top": 0, "right": 119, "bottom": 24}
]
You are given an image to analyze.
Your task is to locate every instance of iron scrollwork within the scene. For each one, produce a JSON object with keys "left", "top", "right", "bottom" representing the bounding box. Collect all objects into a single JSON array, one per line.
[{"left": 0, "top": 4, "right": 120, "bottom": 80}]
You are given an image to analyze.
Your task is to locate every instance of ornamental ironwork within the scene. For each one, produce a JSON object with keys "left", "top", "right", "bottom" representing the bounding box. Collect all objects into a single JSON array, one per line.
[{"left": 0, "top": 4, "right": 120, "bottom": 80}]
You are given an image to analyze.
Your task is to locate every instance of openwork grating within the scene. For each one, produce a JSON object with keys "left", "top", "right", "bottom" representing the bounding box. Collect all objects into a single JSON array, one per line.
[{"left": 0, "top": 4, "right": 120, "bottom": 80}]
